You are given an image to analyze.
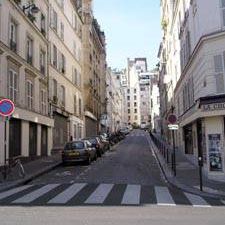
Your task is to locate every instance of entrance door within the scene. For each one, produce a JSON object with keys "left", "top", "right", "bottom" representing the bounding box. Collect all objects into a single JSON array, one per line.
[
  {"left": 41, "top": 125, "right": 48, "bottom": 156},
  {"left": 9, "top": 118, "right": 21, "bottom": 158},
  {"left": 184, "top": 125, "right": 193, "bottom": 154},
  {"left": 29, "top": 122, "right": 37, "bottom": 157}
]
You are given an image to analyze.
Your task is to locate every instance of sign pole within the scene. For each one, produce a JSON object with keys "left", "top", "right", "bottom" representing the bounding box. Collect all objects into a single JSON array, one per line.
[
  {"left": 172, "top": 129, "right": 176, "bottom": 176},
  {"left": 3, "top": 117, "right": 7, "bottom": 180}
]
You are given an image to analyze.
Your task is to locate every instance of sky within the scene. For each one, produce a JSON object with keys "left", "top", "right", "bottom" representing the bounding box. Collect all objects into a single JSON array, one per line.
[{"left": 93, "top": 0, "right": 161, "bottom": 70}]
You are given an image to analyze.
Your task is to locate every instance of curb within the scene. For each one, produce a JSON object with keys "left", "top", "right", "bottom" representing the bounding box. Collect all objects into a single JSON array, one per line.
[
  {"left": 0, "top": 161, "right": 62, "bottom": 193},
  {"left": 148, "top": 135, "right": 225, "bottom": 200}
]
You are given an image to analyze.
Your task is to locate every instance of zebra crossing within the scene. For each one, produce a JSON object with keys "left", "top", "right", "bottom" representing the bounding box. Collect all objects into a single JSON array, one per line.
[{"left": 0, "top": 183, "right": 224, "bottom": 207}]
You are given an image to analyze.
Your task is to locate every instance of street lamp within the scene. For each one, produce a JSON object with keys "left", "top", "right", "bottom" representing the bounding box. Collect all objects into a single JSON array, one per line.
[{"left": 23, "top": 3, "right": 39, "bottom": 14}]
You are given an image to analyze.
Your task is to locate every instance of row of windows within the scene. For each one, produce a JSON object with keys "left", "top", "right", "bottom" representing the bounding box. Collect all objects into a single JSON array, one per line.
[
  {"left": 8, "top": 69, "right": 47, "bottom": 115},
  {"left": 52, "top": 44, "right": 66, "bottom": 74},
  {"left": 9, "top": 19, "right": 46, "bottom": 74},
  {"left": 128, "top": 109, "right": 138, "bottom": 114},
  {"left": 127, "top": 95, "right": 137, "bottom": 101}
]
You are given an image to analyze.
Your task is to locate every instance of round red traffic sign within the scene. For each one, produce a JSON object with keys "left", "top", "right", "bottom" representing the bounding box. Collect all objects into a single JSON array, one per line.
[
  {"left": 0, "top": 99, "right": 15, "bottom": 117},
  {"left": 167, "top": 114, "right": 177, "bottom": 124}
]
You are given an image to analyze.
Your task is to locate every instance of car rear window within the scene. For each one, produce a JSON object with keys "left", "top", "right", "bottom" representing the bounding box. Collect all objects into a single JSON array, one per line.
[
  {"left": 64, "top": 142, "right": 84, "bottom": 150},
  {"left": 88, "top": 138, "right": 97, "bottom": 144}
]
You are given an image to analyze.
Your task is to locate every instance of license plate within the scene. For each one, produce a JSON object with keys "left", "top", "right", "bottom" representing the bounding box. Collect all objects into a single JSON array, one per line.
[{"left": 68, "top": 152, "right": 80, "bottom": 156}]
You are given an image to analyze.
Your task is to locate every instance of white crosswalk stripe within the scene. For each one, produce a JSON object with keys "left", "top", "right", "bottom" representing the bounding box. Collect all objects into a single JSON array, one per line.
[
  {"left": 121, "top": 184, "right": 141, "bottom": 205},
  {"left": 12, "top": 184, "right": 60, "bottom": 204},
  {"left": 48, "top": 183, "right": 87, "bottom": 204},
  {"left": 85, "top": 184, "right": 114, "bottom": 204},
  {"left": 184, "top": 192, "right": 211, "bottom": 207},
  {"left": 0, "top": 185, "right": 33, "bottom": 200},
  {"left": 155, "top": 186, "right": 176, "bottom": 206}
]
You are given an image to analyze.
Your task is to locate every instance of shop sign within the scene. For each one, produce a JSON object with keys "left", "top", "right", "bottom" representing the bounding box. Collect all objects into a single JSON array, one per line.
[
  {"left": 202, "top": 103, "right": 225, "bottom": 112},
  {"left": 208, "top": 134, "right": 223, "bottom": 172}
]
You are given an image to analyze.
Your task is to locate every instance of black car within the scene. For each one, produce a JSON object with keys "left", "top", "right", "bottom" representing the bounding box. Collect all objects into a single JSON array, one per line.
[
  {"left": 62, "top": 140, "right": 97, "bottom": 165},
  {"left": 83, "top": 137, "right": 104, "bottom": 157}
]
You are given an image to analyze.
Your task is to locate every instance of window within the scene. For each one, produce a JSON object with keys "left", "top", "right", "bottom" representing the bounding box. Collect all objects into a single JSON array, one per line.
[
  {"left": 74, "top": 95, "right": 77, "bottom": 115},
  {"left": 134, "top": 109, "right": 137, "bottom": 113},
  {"left": 221, "top": 0, "right": 225, "bottom": 27},
  {"left": 58, "top": 0, "right": 64, "bottom": 10},
  {"left": 26, "top": 36, "right": 33, "bottom": 65},
  {"left": 127, "top": 102, "right": 130, "bottom": 107},
  {"left": 214, "top": 54, "right": 225, "bottom": 93},
  {"left": 40, "top": 50, "right": 46, "bottom": 75},
  {"left": 53, "top": 45, "right": 57, "bottom": 67},
  {"left": 40, "top": 89, "right": 47, "bottom": 115},
  {"left": 60, "top": 22, "right": 64, "bottom": 40},
  {"left": 73, "top": 41, "right": 77, "bottom": 58},
  {"left": 134, "top": 102, "right": 137, "bottom": 107},
  {"left": 79, "top": 98, "right": 82, "bottom": 116},
  {"left": 60, "top": 85, "right": 65, "bottom": 106},
  {"left": 53, "top": 79, "right": 57, "bottom": 98},
  {"left": 134, "top": 95, "right": 137, "bottom": 100},
  {"left": 51, "top": 9, "right": 58, "bottom": 31},
  {"left": 9, "top": 19, "right": 17, "bottom": 52},
  {"left": 26, "top": 80, "right": 33, "bottom": 110},
  {"left": 128, "top": 109, "right": 130, "bottom": 114},
  {"left": 8, "top": 69, "right": 18, "bottom": 103},
  {"left": 127, "top": 96, "right": 130, "bottom": 101},
  {"left": 140, "top": 87, "right": 145, "bottom": 91},
  {"left": 60, "top": 53, "right": 65, "bottom": 73},
  {"left": 142, "top": 102, "right": 146, "bottom": 106},
  {"left": 135, "top": 115, "right": 138, "bottom": 120},
  {"left": 134, "top": 88, "right": 137, "bottom": 93},
  {"left": 127, "top": 89, "right": 130, "bottom": 94},
  {"left": 41, "top": 13, "right": 46, "bottom": 35}
]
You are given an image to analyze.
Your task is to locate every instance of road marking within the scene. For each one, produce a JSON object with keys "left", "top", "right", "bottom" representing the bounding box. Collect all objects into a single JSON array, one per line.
[
  {"left": 184, "top": 192, "right": 211, "bottom": 207},
  {"left": 12, "top": 184, "right": 60, "bottom": 204},
  {"left": 121, "top": 184, "right": 141, "bottom": 205},
  {"left": 48, "top": 183, "right": 86, "bottom": 204},
  {"left": 221, "top": 200, "right": 225, "bottom": 205},
  {"left": 85, "top": 184, "right": 114, "bottom": 204},
  {"left": 0, "top": 185, "right": 33, "bottom": 200},
  {"left": 155, "top": 186, "right": 176, "bottom": 206}
]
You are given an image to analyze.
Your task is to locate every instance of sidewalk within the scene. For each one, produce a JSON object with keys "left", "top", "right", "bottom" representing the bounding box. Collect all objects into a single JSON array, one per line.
[
  {"left": 0, "top": 153, "right": 62, "bottom": 192},
  {"left": 147, "top": 134, "right": 225, "bottom": 200}
]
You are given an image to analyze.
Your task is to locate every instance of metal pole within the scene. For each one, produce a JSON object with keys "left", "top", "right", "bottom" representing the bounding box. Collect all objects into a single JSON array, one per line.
[
  {"left": 3, "top": 117, "right": 7, "bottom": 180},
  {"left": 198, "top": 157, "right": 203, "bottom": 191},
  {"left": 172, "top": 129, "right": 176, "bottom": 176}
]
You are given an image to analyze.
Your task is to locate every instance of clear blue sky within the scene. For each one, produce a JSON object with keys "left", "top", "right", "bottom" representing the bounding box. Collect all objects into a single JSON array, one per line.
[{"left": 93, "top": 0, "right": 161, "bottom": 70}]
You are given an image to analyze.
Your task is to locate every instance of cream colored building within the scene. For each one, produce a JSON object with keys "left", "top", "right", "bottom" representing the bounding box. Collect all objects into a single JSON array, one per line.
[
  {"left": 48, "top": 0, "right": 84, "bottom": 150},
  {"left": 159, "top": 0, "right": 225, "bottom": 181},
  {"left": 0, "top": 0, "right": 54, "bottom": 165},
  {"left": 82, "top": 0, "right": 107, "bottom": 136}
]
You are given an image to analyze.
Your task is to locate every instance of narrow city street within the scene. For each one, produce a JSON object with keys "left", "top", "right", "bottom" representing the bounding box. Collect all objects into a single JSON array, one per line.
[{"left": 0, "top": 130, "right": 224, "bottom": 208}]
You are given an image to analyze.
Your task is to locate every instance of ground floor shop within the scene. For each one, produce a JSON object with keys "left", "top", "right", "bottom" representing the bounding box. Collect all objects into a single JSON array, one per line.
[
  {"left": 0, "top": 107, "right": 54, "bottom": 166},
  {"left": 177, "top": 95, "right": 225, "bottom": 182},
  {"left": 85, "top": 111, "right": 98, "bottom": 137}
]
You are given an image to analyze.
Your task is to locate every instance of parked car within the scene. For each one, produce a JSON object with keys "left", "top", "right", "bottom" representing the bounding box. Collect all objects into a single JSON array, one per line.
[
  {"left": 83, "top": 137, "right": 104, "bottom": 157},
  {"left": 62, "top": 140, "right": 97, "bottom": 165},
  {"left": 120, "top": 127, "right": 130, "bottom": 135}
]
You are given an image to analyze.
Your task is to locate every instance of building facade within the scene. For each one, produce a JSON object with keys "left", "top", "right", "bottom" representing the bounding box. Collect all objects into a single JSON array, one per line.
[
  {"left": 158, "top": 0, "right": 225, "bottom": 181},
  {"left": 0, "top": 0, "right": 54, "bottom": 165},
  {"left": 82, "top": 0, "right": 107, "bottom": 136},
  {"left": 49, "top": 0, "right": 84, "bottom": 151}
]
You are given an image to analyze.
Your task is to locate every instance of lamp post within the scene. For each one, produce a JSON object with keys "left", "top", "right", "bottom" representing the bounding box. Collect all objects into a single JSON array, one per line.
[{"left": 23, "top": 3, "right": 40, "bottom": 14}]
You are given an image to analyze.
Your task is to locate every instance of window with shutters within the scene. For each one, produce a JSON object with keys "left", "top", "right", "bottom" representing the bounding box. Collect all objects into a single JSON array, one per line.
[
  {"left": 40, "top": 50, "right": 46, "bottom": 75},
  {"left": 26, "top": 80, "right": 33, "bottom": 110},
  {"left": 52, "top": 79, "right": 58, "bottom": 103},
  {"left": 26, "top": 36, "right": 33, "bottom": 65},
  {"left": 221, "top": 0, "right": 225, "bottom": 27},
  {"left": 214, "top": 54, "right": 225, "bottom": 94},
  {"left": 74, "top": 95, "right": 77, "bottom": 115},
  {"left": 60, "top": 53, "right": 65, "bottom": 74},
  {"left": 53, "top": 44, "right": 57, "bottom": 67},
  {"left": 40, "top": 89, "right": 47, "bottom": 115},
  {"left": 79, "top": 98, "right": 82, "bottom": 116},
  {"left": 60, "top": 85, "right": 65, "bottom": 107},
  {"left": 51, "top": 9, "right": 58, "bottom": 32},
  {"left": 8, "top": 69, "right": 18, "bottom": 103},
  {"left": 9, "top": 19, "right": 17, "bottom": 52}
]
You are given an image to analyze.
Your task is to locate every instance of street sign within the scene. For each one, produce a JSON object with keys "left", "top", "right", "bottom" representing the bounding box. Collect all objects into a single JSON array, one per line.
[
  {"left": 0, "top": 99, "right": 15, "bottom": 117},
  {"left": 167, "top": 114, "right": 177, "bottom": 124},
  {"left": 168, "top": 124, "right": 179, "bottom": 130}
]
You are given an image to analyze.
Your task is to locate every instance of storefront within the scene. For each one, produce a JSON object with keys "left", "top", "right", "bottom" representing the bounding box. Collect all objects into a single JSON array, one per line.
[{"left": 179, "top": 94, "right": 225, "bottom": 182}]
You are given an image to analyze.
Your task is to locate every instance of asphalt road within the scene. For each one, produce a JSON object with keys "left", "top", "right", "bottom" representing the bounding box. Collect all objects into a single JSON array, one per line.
[{"left": 0, "top": 129, "right": 225, "bottom": 224}]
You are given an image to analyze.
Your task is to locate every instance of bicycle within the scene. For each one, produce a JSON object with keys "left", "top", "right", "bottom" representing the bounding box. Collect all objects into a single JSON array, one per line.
[{"left": 2, "top": 156, "right": 25, "bottom": 180}]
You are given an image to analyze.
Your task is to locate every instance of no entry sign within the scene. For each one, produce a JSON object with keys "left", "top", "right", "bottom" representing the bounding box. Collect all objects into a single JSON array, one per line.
[
  {"left": 167, "top": 114, "right": 177, "bottom": 124},
  {"left": 0, "top": 99, "right": 15, "bottom": 117}
]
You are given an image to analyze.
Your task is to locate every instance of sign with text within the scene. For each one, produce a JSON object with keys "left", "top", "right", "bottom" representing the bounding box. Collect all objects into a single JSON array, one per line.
[
  {"left": 168, "top": 124, "right": 179, "bottom": 130},
  {"left": 202, "top": 102, "right": 225, "bottom": 112}
]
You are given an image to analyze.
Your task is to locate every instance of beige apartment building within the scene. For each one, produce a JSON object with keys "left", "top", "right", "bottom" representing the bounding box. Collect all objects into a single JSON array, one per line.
[
  {"left": 82, "top": 0, "right": 107, "bottom": 136},
  {"left": 48, "top": 0, "right": 84, "bottom": 150},
  {"left": 0, "top": 0, "right": 54, "bottom": 165},
  {"left": 158, "top": 0, "right": 225, "bottom": 181}
]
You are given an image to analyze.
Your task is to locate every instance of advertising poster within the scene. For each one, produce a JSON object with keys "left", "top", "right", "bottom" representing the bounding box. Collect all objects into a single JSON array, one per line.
[{"left": 208, "top": 134, "right": 223, "bottom": 171}]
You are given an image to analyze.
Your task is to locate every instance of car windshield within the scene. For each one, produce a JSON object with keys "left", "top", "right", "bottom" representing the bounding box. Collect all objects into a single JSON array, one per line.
[{"left": 64, "top": 142, "right": 84, "bottom": 150}]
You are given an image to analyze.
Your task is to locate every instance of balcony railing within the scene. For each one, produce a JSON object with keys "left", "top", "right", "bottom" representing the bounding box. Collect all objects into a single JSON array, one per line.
[{"left": 10, "top": 40, "right": 17, "bottom": 52}]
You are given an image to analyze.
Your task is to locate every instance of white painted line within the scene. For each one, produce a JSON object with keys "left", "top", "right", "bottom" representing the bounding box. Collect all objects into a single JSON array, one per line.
[
  {"left": 221, "top": 200, "right": 225, "bottom": 205},
  {"left": 48, "top": 183, "right": 86, "bottom": 204},
  {"left": 155, "top": 186, "right": 176, "bottom": 206},
  {"left": 12, "top": 184, "right": 60, "bottom": 203},
  {"left": 121, "top": 185, "right": 141, "bottom": 205},
  {"left": 0, "top": 185, "right": 33, "bottom": 200},
  {"left": 85, "top": 184, "right": 114, "bottom": 204},
  {"left": 184, "top": 192, "right": 211, "bottom": 207}
]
